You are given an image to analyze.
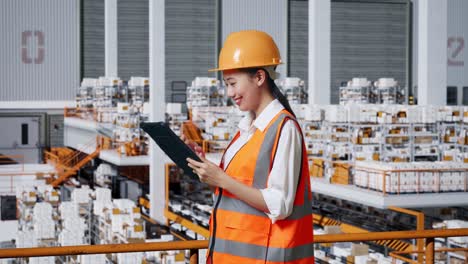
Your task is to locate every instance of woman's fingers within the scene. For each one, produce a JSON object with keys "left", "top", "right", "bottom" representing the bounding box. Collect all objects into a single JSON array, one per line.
[{"left": 187, "top": 157, "right": 204, "bottom": 167}]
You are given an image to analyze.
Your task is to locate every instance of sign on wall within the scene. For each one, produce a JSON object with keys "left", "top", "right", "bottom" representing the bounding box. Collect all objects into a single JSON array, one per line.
[{"left": 0, "top": 0, "right": 79, "bottom": 102}]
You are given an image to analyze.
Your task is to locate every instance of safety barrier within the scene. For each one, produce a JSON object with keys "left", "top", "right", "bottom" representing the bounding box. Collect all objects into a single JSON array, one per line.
[{"left": 0, "top": 228, "right": 466, "bottom": 263}]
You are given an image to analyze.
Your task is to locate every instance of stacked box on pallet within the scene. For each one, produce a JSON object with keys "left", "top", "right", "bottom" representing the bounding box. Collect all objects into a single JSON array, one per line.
[
  {"left": 29, "top": 257, "right": 55, "bottom": 264},
  {"left": 420, "top": 169, "right": 438, "bottom": 193},
  {"left": 113, "top": 199, "right": 136, "bottom": 213},
  {"left": 162, "top": 251, "right": 186, "bottom": 264},
  {"left": 58, "top": 228, "right": 85, "bottom": 246},
  {"left": 33, "top": 219, "right": 55, "bottom": 239},
  {"left": 94, "top": 163, "right": 117, "bottom": 188},
  {"left": 32, "top": 203, "right": 55, "bottom": 239},
  {"left": 71, "top": 186, "right": 92, "bottom": 204},
  {"left": 93, "top": 187, "right": 113, "bottom": 217},
  {"left": 16, "top": 230, "right": 37, "bottom": 248},
  {"left": 111, "top": 213, "right": 133, "bottom": 234},
  {"left": 116, "top": 252, "right": 144, "bottom": 264},
  {"left": 444, "top": 220, "right": 468, "bottom": 244},
  {"left": 37, "top": 185, "right": 60, "bottom": 203},
  {"left": 452, "top": 170, "right": 466, "bottom": 191},
  {"left": 355, "top": 161, "right": 468, "bottom": 193},
  {"left": 95, "top": 187, "right": 112, "bottom": 202},
  {"left": 348, "top": 104, "right": 380, "bottom": 124},
  {"left": 79, "top": 254, "right": 107, "bottom": 264},
  {"left": 16, "top": 186, "right": 37, "bottom": 204},
  {"left": 59, "top": 215, "right": 87, "bottom": 246},
  {"left": 418, "top": 105, "right": 438, "bottom": 123},
  {"left": 438, "top": 106, "right": 462, "bottom": 123},
  {"left": 325, "top": 105, "right": 348, "bottom": 123},
  {"left": 59, "top": 201, "right": 79, "bottom": 219}
]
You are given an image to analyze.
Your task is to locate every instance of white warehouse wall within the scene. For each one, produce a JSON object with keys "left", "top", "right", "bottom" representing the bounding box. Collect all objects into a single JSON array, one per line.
[
  {"left": 222, "top": 0, "right": 288, "bottom": 78},
  {"left": 0, "top": 0, "right": 79, "bottom": 104},
  {"left": 447, "top": 0, "right": 468, "bottom": 91},
  {"left": 412, "top": 0, "right": 468, "bottom": 103}
]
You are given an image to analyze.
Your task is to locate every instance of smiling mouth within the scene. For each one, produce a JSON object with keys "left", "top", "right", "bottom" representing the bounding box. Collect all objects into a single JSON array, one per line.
[{"left": 234, "top": 97, "right": 242, "bottom": 105}]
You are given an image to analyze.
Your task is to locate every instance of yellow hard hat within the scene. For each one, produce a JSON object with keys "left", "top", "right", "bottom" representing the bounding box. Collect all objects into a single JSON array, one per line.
[{"left": 209, "top": 30, "right": 282, "bottom": 72}]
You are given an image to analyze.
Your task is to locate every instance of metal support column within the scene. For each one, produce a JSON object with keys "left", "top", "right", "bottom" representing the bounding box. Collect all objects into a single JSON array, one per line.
[
  {"left": 308, "top": 0, "right": 331, "bottom": 105},
  {"left": 149, "top": 0, "right": 166, "bottom": 223},
  {"left": 417, "top": 0, "right": 448, "bottom": 105},
  {"left": 104, "top": 0, "right": 118, "bottom": 77}
]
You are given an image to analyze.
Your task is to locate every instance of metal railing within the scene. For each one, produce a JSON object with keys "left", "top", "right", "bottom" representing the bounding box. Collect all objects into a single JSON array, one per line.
[{"left": 0, "top": 228, "right": 467, "bottom": 263}]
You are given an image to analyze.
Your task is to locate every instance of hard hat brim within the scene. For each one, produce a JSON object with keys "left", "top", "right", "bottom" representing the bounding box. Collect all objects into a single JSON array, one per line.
[{"left": 208, "top": 62, "right": 283, "bottom": 72}]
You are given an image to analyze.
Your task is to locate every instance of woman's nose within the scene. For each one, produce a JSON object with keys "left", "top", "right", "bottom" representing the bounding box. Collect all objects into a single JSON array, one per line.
[{"left": 226, "top": 86, "right": 235, "bottom": 98}]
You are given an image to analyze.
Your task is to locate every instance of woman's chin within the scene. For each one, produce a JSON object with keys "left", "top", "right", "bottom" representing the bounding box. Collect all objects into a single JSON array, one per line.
[{"left": 237, "top": 104, "right": 248, "bottom": 111}]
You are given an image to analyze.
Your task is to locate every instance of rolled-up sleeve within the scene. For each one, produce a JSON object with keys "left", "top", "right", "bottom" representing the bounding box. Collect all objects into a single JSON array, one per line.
[{"left": 259, "top": 120, "right": 302, "bottom": 223}]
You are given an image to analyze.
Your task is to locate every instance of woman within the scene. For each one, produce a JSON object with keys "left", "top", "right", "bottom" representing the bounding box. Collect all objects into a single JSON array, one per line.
[{"left": 185, "top": 30, "right": 314, "bottom": 264}]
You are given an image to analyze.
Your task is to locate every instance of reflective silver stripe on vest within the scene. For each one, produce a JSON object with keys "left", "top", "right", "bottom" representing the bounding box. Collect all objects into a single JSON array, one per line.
[
  {"left": 252, "top": 113, "right": 291, "bottom": 188},
  {"left": 214, "top": 194, "right": 267, "bottom": 217},
  {"left": 214, "top": 194, "right": 313, "bottom": 220},
  {"left": 214, "top": 238, "right": 315, "bottom": 262}
]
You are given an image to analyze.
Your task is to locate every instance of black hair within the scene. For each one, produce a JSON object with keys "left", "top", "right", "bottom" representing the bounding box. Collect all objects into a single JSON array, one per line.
[{"left": 240, "top": 68, "right": 296, "bottom": 118}]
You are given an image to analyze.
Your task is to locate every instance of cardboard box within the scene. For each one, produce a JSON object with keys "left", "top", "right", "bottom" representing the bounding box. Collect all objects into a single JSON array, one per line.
[
  {"left": 310, "top": 159, "right": 325, "bottom": 178},
  {"left": 331, "top": 163, "right": 350, "bottom": 184},
  {"left": 324, "top": 226, "right": 342, "bottom": 234},
  {"left": 351, "top": 243, "right": 369, "bottom": 256}
]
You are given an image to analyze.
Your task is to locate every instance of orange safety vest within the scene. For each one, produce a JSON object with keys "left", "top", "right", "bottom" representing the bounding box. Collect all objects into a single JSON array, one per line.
[{"left": 207, "top": 110, "right": 315, "bottom": 264}]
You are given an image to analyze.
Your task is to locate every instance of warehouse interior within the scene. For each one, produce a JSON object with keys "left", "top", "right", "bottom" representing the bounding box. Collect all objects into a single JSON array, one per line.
[{"left": 0, "top": 0, "right": 468, "bottom": 263}]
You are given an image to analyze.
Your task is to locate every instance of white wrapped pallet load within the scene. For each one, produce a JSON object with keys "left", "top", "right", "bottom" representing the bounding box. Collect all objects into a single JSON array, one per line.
[
  {"left": 36, "top": 185, "right": 53, "bottom": 196},
  {"left": 347, "top": 104, "right": 379, "bottom": 123},
  {"left": 59, "top": 202, "right": 79, "bottom": 219},
  {"left": 291, "top": 104, "right": 308, "bottom": 120},
  {"left": 420, "top": 105, "right": 438, "bottom": 123},
  {"left": 95, "top": 187, "right": 112, "bottom": 203},
  {"left": 325, "top": 105, "right": 348, "bottom": 123},
  {"left": 111, "top": 213, "right": 133, "bottom": 234},
  {"left": 444, "top": 220, "right": 468, "bottom": 244},
  {"left": 420, "top": 165, "right": 437, "bottom": 192},
  {"left": 33, "top": 217, "right": 55, "bottom": 239},
  {"left": 29, "top": 257, "right": 55, "bottom": 264},
  {"left": 125, "top": 223, "right": 145, "bottom": 240},
  {"left": 355, "top": 161, "right": 467, "bottom": 194},
  {"left": 71, "top": 186, "right": 92, "bottom": 204},
  {"left": 131, "top": 207, "right": 141, "bottom": 220},
  {"left": 116, "top": 252, "right": 144, "bottom": 264},
  {"left": 439, "top": 165, "right": 452, "bottom": 192},
  {"left": 59, "top": 229, "right": 84, "bottom": 246},
  {"left": 331, "top": 242, "right": 352, "bottom": 258},
  {"left": 63, "top": 217, "right": 86, "bottom": 233},
  {"left": 16, "top": 186, "right": 37, "bottom": 203},
  {"left": 93, "top": 200, "right": 113, "bottom": 218},
  {"left": 464, "top": 107, "right": 468, "bottom": 123},
  {"left": 33, "top": 202, "right": 53, "bottom": 219},
  {"left": 79, "top": 254, "right": 107, "bottom": 264},
  {"left": 438, "top": 106, "right": 461, "bottom": 122},
  {"left": 166, "top": 103, "right": 183, "bottom": 115},
  {"left": 305, "top": 105, "right": 324, "bottom": 121},
  {"left": 113, "top": 199, "right": 136, "bottom": 214},
  {"left": 16, "top": 230, "right": 37, "bottom": 248},
  {"left": 354, "top": 255, "right": 370, "bottom": 264}
]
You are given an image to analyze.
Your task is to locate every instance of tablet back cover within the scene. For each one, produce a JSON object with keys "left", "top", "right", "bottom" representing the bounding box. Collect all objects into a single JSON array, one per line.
[{"left": 141, "top": 122, "right": 200, "bottom": 179}]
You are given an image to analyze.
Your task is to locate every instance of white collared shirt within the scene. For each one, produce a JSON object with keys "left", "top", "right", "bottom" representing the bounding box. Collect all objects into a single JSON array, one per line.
[{"left": 223, "top": 99, "right": 302, "bottom": 223}]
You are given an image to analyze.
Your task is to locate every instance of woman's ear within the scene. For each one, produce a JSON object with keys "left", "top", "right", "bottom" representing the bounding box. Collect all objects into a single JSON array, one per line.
[{"left": 256, "top": 69, "right": 267, "bottom": 87}]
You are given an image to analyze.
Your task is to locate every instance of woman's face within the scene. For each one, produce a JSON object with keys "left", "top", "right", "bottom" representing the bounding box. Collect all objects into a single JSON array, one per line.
[{"left": 223, "top": 70, "right": 262, "bottom": 112}]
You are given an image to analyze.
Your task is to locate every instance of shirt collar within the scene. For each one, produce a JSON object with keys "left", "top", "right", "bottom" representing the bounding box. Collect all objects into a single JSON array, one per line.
[{"left": 237, "top": 99, "right": 284, "bottom": 133}]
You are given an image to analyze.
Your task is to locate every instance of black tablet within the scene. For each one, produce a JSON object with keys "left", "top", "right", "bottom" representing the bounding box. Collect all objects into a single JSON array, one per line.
[{"left": 140, "top": 122, "right": 201, "bottom": 178}]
